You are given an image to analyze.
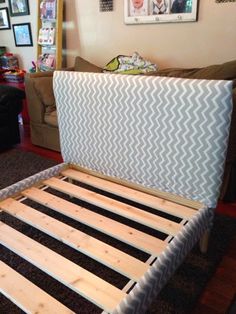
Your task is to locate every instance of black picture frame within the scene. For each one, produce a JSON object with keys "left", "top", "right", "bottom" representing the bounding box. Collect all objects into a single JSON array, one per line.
[
  {"left": 12, "top": 22, "right": 33, "bottom": 46},
  {"left": 0, "top": 7, "right": 10, "bottom": 30},
  {"left": 8, "top": 0, "right": 29, "bottom": 16}
]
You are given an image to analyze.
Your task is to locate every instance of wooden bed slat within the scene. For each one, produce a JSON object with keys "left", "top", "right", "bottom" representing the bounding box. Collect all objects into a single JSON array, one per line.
[
  {"left": 44, "top": 177, "right": 181, "bottom": 236},
  {"left": 22, "top": 187, "right": 167, "bottom": 256},
  {"left": 62, "top": 168, "right": 197, "bottom": 219},
  {"left": 0, "top": 262, "right": 74, "bottom": 314},
  {"left": 0, "top": 222, "right": 126, "bottom": 313},
  {"left": 0, "top": 198, "right": 148, "bottom": 281}
]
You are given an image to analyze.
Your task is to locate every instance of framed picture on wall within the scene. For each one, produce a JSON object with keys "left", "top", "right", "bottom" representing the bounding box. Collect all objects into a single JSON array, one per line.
[
  {"left": 12, "top": 22, "right": 33, "bottom": 46},
  {"left": 0, "top": 7, "right": 10, "bottom": 30},
  {"left": 129, "top": 0, "right": 148, "bottom": 16},
  {"left": 8, "top": 0, "right": 30, "bottom": 16},
  {"left": 124, "top": 0, "right": 199, "bottom": 24}
]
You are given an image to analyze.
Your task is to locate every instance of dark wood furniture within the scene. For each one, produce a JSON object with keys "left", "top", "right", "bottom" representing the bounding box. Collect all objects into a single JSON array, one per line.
[
  {"left": 0, "top": 84, "right": 25, "bottom": 150},
  {"left": 0, "top": 81, "right": 29, "bottom": 124}
]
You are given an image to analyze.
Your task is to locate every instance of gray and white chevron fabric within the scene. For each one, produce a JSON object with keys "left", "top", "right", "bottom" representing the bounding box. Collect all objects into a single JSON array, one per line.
[
  {"left": 0, "top": 163, "right": 66, "bottom": 200},
  {"left": 53, "top": 71, "right": 233, "bottom": 207},
  {"left": 113, "top": 207, "right": 214, "bottom": 314}
]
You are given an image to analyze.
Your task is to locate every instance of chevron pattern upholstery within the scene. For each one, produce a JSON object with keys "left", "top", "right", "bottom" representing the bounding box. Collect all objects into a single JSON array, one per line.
[
  {"left": 54, "top": 71, "right": 233, "bottom": 208},
  {"left": 0, "top": 72, "right": 232, "bottom": 314},
  {"left": 52, "top": 72, "right": 232, "bottom": 312},
  {"left": 113, "top": 207, "right": 214, "bottom": 314},
  {"left": 0, "top": 163, "right": 66, "bottom": 201}
]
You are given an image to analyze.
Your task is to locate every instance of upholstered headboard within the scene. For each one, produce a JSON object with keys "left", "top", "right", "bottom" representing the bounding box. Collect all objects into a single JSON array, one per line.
[{"left": 53, "top": 71, "right": 233, "bottom": 208}]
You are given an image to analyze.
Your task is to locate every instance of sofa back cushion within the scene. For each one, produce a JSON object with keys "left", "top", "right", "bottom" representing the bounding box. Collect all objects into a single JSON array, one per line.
[
  {"left": 153, "top": 59, "right": 236, "bottom": 87},
  {"left": 74, "top": 56, "right": 102, "bottom": 73},
  {"left": 54, "top": 71, "right": 233, "bottom": 208}
]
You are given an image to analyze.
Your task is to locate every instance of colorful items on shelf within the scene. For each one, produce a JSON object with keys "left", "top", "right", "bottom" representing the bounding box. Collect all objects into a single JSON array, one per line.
[
  {"left": 2, "top": 69, "right": 26, "bottom": 83},
  {"left": 38, "top": 27, "right": 56, "bottom": 45},
  {"left": 37, "top": 53, "right": 56, "bottom": 71},
  {"left": 0, "top": 47, "right": 6, "bottom": 56},
  {"left": 0, "top": 53, "right": 19, "bottom": 70},
  {"left": 40, "top": 0, "right": 57, "bottom": 20},
  {"left": 0, "top": 53, "right": 25, "bottom": 83},
  {"left": 0, "top": 70, "right": 4, "bottom": 81},
  {"left": 29, "top": 61, "right": 37, "bottom": 73}
]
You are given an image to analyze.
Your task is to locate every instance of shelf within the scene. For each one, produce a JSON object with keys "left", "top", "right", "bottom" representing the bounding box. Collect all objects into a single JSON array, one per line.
[
  {"left": 41, "top": 18, "right": 57, "bottom": 22},
  {"left": 37, "top": 0, "right": 63, "bottom": 71}
]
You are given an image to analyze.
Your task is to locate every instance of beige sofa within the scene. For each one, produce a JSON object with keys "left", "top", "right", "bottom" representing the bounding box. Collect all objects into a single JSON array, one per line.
[
  {"left": 25, "top": 57, "right": 101, "bottom": 152},
  {"left": 25, "top": 57, "right": 236, "bottom": 200}
]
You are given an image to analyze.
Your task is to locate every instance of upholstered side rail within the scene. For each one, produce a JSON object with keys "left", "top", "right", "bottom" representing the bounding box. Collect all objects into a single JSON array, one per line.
[
  {"left": 53, "top": 72, "right": 233, "bottom": 208},
  {"left": 0, "top": 165, "right": 212, "bottom": 314},
  {"left": 0, "top": 163, "right": 66, "bottom": 201},
  {"left": 113, "top": 206, "right": 214, "bottom": 314}
]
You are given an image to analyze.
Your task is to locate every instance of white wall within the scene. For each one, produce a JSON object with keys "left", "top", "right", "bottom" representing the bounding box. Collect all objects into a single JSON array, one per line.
[
  {"left": 64, "top": 0, "right": 236, "bottom": 69},
  {"left": 1, "top": 1, "right": 236, "bottom": 71},
  {"left": 0, "top": 0, "right": 37, "bottom": 71}
]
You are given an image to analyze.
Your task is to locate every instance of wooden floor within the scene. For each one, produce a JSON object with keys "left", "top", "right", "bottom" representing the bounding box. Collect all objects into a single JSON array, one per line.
[
  {"left": 193, "top": 233, "right": 236, "bottom": 314},
  {"left": 19, "top": 123, "right": 63, "bottom": 162},
  {"left": 14, "top": 124, "right": 236, "bottom": 314}
]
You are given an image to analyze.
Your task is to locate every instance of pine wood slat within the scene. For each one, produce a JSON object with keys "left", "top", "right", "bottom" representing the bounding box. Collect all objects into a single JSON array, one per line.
[
  {"left": 0, "top": 262, "right": 74, "bottom": 314},
  {"left": 0, "top": 223, "right": 126, "bottom": 313},
  {"left": 22, "top": 187, "right": 167, "bottom": 256},
  {"left": 0, "top": 198, "right": 148, "bottom": 281},
  {"left": 70, "top": 164, "right": 203, "bottom": 210},
  {"left": 62, "top": 168, "right": 197, "bottom": 219},
  {"left": 43, "top": 177, "right": 181, "bottom": 236}
]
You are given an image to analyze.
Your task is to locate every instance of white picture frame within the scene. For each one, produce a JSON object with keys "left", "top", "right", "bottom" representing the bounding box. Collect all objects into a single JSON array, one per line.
[{"left": 124, "top": 0, "right": 198, "bottom": 24}]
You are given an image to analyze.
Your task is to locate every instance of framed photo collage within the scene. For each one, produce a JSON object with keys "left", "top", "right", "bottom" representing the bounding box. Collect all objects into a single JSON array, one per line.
[{"left": 125, "top": 0, "right": 198, "bottom": 24}]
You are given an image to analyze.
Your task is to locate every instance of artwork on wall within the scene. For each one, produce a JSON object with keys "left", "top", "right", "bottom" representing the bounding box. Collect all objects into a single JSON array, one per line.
[
  {"left": 0, "top": 7, "right": 10, "bottom": 30},
  {"left": 124, "top": 0, "right": 199, "bottom": 24},
  {"left": 12, "top": 22, "right": 33, "bottom": 46},
  {"left": 8, "top": 0, "right": 30, "bottom": 16},
  {"left": 99, "top": 0, "right": 113, "bottom": 11}
]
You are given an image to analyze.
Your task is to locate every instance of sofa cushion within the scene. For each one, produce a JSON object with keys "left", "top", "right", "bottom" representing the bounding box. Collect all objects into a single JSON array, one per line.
[
  {"left": 181, "top": 59, "right": 236, "bottom": 81},
  {"left": 153, "top": 60, "right": 236, "bottom": 87},
  {"left": 74, "top": 56, "right": 102, "bottom": 73},
  {"left": 33, "top": 76, "right": 56, "bottom": 113}
]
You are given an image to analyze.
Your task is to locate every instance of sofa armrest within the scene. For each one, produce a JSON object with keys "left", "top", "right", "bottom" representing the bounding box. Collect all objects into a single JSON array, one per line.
[
  {"left": 25, "top": 66, "right": 75, "bottom": 125},
  {"left": 24, "top": 57, "right": 100, "bottom": 126},
  {"left": 27, "top": 71, "right": 54, "bottom": 79},
  {"left": 25, "top": 74, "right": 48, "bottom": 124}
]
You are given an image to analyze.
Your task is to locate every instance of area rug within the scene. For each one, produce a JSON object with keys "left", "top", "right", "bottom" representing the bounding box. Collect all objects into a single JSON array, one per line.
[
  {"left": 0, "top": 149, "right": 58, "bottom": 189},
  {"left": 0, "top": 149, "right": 236, "bottom": 313}
]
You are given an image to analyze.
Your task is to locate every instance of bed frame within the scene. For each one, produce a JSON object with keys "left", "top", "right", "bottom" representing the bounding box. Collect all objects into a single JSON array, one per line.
[
  {"left": 1, "top": 164, "right": 202, "bottom": 313},
  {"left": 0, "top": 72, "right": 233, "bottom": 313}
]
